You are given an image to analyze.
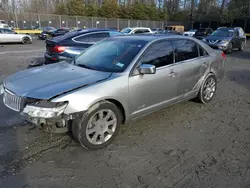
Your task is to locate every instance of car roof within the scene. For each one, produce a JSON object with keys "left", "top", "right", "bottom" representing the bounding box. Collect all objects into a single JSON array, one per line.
[
  {"left": 110, "top": 34, "right": 199, "bottom": 41},
  {"left": 124, "top": 27, "right": 151, "bottom": 30}
]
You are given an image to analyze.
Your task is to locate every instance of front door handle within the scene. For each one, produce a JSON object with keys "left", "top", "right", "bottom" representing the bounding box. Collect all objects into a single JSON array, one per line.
[{"left": 169, "top": 70, "right": 177, "bottom": 77}]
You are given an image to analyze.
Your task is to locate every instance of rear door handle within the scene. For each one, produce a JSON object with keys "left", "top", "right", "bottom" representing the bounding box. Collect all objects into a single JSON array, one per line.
[{"left": 202, "top": 62, "right": 208, "bottom": 67}]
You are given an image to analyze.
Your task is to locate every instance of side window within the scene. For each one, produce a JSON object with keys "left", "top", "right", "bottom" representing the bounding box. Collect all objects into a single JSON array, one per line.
[
  {"left": 173, "top": 39, "right": 199, "bottom": 62},
  {"left": 140, "top": 40, "right": 174, "bottom": 68},
  {"left": 75, "top": 32, "right": 109, "bottom": 43},
  {"left": 199, "top": 45, "right": 208, "bottom": 57},
  {"left": 109, "top": 31, "right": 123, "bottom": 37},
  {"left": 75, "top": 35, "right": 89, "bottom": 42},
  {"left": 134, "top": 30, "right": 142, "bottom": 34},
  {"left": 2, "top": 29, "right": 13, "bottom": 34},
  {"left": 88, "top": 32, "right": 109, "bottom": 42},
  {"left": 143, "top": 29, "right": 150, "bottom": 33},
  {"left": 0, "top": 29, "right": 2, "bottom": 34}
]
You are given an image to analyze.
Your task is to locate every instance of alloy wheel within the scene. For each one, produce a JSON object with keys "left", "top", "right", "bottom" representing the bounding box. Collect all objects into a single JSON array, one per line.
[
  {"left": 86, "top": 109, "right": 117, "bottom": 145},
  {"left": 203, "top": 77, "right": 216, "bottom": 101}
]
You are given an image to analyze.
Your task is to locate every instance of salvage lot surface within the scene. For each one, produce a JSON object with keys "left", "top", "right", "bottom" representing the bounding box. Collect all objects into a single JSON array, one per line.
[{"left": 0, "top": 39, "right": 250, "bottom": 188}]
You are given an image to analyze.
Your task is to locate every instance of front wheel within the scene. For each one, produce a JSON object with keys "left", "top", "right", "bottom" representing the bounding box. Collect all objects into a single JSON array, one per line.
[
  {"left": 225, "top": 43, "right": 232, "bottom": 54},
  {"left": 72, "top": 101, "right": 122, "bottom": 150},
  {"left": 196, "top": 75, "right": 217, "bottom": 104},
  {"left": 238, "top": 41, "right": 245, "bottom": 51}
]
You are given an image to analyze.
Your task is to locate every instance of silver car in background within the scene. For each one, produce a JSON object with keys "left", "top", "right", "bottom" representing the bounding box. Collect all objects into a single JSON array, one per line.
[
  {"left": 0, "top": 35, "right": 226, "bottom": 150},
  {"left": 0, "top": 28, "right": 32, "bottom": 44}
]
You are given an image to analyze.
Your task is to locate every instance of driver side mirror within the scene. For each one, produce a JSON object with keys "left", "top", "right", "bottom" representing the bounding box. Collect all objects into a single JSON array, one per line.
[{"left": 138, "top": 64, "right": 156, "bottom": 75}]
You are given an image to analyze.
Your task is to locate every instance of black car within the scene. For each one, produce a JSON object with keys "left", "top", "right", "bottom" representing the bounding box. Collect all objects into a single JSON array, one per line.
[
  {"left": 48, "top": 28, "right": 70, "bottom": 38},
  {"left": 202, "top": 27, "right": 246, "bottom": 54},
  {"left": 38, "top": 26, "right": 56, "bottom": 40},
  {"left": 44, "top": 29, "right": 123, "bottom": 64},
  {"left": 193, "top": 28, "right": 213, "bottom": 40},
  {"left": 161, "top": 29, "right": 182, "bottom": 35}
]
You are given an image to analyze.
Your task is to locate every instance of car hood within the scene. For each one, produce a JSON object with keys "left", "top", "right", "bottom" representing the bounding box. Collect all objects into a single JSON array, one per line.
[
  {"left": 205, "top": 35, "right": 232, "bottom": 41},
  {"left": 3, "top": 62, "right": 112, "bottom": 100}
]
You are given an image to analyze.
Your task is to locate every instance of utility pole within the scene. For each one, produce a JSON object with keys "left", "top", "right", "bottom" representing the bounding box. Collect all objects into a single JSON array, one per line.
[{"left": 190, "top": 0, "right": 195, "bottom": 29}]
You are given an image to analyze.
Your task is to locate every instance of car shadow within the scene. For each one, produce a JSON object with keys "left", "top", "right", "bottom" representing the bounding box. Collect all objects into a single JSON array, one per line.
[
  {"left": 226, "top": 70, "right": 250, "bottom": 90},
  {"left": 228, "top": 50, "right": 250, "bottom": 60}
]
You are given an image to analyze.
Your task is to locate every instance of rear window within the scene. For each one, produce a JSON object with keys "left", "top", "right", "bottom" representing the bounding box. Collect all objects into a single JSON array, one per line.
[{"left": 173, "top": 39, "right": 199, "bottom": 62}]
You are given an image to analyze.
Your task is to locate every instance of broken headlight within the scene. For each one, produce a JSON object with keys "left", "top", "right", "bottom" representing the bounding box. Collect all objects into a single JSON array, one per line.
[{"left": 23, "top": 100, "right": 68, "bottom": 118}]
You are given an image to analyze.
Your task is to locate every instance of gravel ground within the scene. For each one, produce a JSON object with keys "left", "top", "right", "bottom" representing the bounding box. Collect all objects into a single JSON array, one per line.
[{"left": 0, "top": 39, "right": 250, "bottom": 188}]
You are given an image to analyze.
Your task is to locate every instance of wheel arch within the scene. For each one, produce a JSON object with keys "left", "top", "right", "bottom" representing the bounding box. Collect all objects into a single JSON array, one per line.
[{"left": 105, "top": 99, "right": 126, "bottom": 124}]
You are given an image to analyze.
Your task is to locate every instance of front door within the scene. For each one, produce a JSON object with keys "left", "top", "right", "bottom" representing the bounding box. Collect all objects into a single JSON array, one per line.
[{"left": 128, "top": 40, "right": 180, "bottom": 119}]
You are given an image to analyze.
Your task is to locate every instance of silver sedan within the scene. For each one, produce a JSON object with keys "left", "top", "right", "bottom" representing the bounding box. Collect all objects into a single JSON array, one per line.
[
  {"left": 0, "top": 28, "right": 32, "bottom": 44},
  {"left": 0, "top": 35, "right": 226, "bottom": 150}
]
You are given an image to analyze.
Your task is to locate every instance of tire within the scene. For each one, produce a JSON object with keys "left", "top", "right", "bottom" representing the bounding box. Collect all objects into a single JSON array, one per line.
[
  {"left": 72, "top": 101, "right": 122, "bottom": 150},
  {"left": 238, "top": 41, "right": 245, "bottom": 51},
  {"left": 196, "top": 75, "right": 217, "bottom": 104},
  {"left": 225, "top": 43, "right": 232, "bottom": 54},
  {"left": 22, "top": 37, "right": 31, "bottom": 44}
]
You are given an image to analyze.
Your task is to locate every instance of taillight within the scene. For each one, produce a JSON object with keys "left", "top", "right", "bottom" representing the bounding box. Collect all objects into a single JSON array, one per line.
[
  {"left": 51, "top": 46, "right": 66, "bottom": 53},
  {"left": 221, "top": 52, "right": 226, "bottom": 59}
]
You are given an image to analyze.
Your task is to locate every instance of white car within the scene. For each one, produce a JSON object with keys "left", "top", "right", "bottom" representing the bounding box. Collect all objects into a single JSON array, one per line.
[
  {"left": 0, "top": 20, "right": 11, "bottom": 30},
  {"left": 0, "top": 28, "right": 32, "bottom": 44},
  {"left": 183, "top": 29, "right": 197, "bottom": 37},
  {"left": 121, "top": 27, "right": 153, "bottom": 35}
]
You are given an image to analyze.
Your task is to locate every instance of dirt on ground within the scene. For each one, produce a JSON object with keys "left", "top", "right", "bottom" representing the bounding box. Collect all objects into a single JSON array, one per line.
[{"left": 0, "top": 40, "right": 250, "bottom": 188}]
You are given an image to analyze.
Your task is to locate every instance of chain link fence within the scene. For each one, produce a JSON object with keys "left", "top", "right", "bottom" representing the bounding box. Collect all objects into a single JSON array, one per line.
[{"left": 0, "top": 11, "right": 164, "bottom": 30}]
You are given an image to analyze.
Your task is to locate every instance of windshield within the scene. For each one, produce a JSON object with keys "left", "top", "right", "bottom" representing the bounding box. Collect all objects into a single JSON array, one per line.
[
  {"left": 212, "top": 30, "right": 234, "bottom": 37},
  {"left": 74, "top": 38, "right": 147, "bottom": 72},
  {"left": 189, "top": 29, "right": 197, "bottom": 32},
  {"left": 121, "top": 28, "right": 132, "bottom": 34}
]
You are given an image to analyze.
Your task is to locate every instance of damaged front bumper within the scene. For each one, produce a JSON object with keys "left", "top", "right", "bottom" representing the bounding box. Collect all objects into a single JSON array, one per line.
[{"left": 24, "top": 112, "right": 81, "bottom": 134}]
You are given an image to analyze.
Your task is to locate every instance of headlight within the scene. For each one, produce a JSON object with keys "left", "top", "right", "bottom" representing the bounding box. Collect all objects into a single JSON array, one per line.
[
  {"left": 202, "top": 38, "right": 206, "bottom": 42},
  {"left": 23, "top": 101, "right": 68, "bottom": 118},
  {"left": 0, "top": 84, "right": 4, "bottom": 95},
  {"left": 221, "top": 40, "right": 229, "bottom": 43}
]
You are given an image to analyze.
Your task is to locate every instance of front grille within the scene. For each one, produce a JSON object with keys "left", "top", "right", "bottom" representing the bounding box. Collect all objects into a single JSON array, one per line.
[{"left": 3, "top": 89, "right": 24, "bottom": 112}]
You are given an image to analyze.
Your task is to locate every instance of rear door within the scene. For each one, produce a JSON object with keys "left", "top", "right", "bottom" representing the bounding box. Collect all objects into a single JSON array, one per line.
[{"left": 172, "top": 39, "right": 209, "bottom": 96}]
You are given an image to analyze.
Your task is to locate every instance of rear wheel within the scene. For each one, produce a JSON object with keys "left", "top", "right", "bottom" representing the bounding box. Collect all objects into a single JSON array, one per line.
[
  {"left": 72, "top": 101, "right": 122, "bottom": 150},
  {"left": 22, "top": 37, "right": 31, "bottom": 44},
  {"left": 196, "top": 75, "right": 217, "bottom": 104}
]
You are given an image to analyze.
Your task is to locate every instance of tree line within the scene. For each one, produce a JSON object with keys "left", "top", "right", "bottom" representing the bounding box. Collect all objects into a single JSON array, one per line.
[{"left": 0, "top": 0, "right": 250, "bottom": 23}]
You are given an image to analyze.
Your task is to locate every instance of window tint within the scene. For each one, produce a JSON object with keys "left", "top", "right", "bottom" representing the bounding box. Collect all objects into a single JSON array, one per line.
[
  {"left": 109, "top": 31, "right": 123, "bottom": 36},
  {"left": 199, "top": 45, "right": 208, "bottom": 56},
  {"left": 141, "top": 40, "right": 174, "bottom": 68},
  {"left": 173, "top": 39, "right": 199, "bottom": 62},
  {"left": 75, "top": 32, "right": 109, "bottom": 43}
]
